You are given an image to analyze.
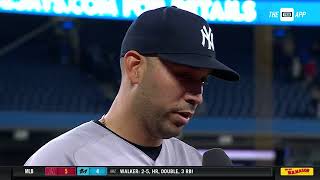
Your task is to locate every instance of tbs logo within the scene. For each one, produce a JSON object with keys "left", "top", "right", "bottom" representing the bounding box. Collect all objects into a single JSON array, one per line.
[{"left": 280, "top": 8, "right": 294, "bottom": 22}]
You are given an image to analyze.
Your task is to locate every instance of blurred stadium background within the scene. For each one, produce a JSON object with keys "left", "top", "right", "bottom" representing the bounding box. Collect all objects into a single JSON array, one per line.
[{"left": 0, "top": 0, "right": 320, "bottom": 166}]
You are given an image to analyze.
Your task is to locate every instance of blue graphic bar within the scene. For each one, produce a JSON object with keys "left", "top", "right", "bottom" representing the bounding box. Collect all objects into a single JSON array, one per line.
[
  {"left": 76, "top": 167, "right": 107, "bottom": 176},
  {"left": 0, "top": 0, "right": 319, "bottom": 26},
  {"left": 255, "top": 1, "right": 320, "bottom": 26},
  {"left": 89, "top": 167, "right": 107, "bottom": 176}
]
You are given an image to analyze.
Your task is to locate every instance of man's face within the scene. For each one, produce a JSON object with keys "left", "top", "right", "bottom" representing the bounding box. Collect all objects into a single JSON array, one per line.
[{"left": 136, "top": 56, "right": 210, "bottom": 139}]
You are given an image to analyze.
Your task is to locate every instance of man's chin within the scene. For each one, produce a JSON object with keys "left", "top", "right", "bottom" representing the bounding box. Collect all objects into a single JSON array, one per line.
[{"left": 160, "top": 127, "right": 184, "bottom": 139}]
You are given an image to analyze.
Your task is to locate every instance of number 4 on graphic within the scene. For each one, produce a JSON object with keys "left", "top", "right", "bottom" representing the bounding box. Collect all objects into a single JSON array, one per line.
[{"left": 96, "top": 169, "right": 100, "bottom": 174}]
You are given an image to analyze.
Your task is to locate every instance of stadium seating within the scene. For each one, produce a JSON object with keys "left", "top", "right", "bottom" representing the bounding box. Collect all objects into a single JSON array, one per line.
[{"left": 0, "top": 44, "right": 111, "bottom": 113}]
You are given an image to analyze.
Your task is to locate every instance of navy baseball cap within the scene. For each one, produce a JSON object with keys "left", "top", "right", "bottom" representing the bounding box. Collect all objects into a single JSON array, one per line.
[{"left": 120, "top": 6, "right": 240, "bottom": 81}]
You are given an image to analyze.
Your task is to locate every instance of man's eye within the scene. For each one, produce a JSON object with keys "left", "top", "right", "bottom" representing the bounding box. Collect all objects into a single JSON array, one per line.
[
  {"left": 177, "top": 74, "right": 191, "bottom": 81},
  {"left": 176, "top": 74, "right": 209, "bottom": 85},
  {"left": 201, "top": 77, "right": 209, "bottom": 85}
]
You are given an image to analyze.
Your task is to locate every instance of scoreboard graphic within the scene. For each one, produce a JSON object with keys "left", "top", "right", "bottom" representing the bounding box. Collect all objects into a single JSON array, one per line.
[{"left": 1, "top": 166, "right": 318, "bottom": 179}]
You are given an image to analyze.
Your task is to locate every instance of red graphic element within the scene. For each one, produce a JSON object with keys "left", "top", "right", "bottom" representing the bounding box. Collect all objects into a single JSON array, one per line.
[
  {"left": 45, "top": 167, "right": 57, "bottom": 176},
  {"left": 57, "top": 167, "right": 76, "bottom": 176}
]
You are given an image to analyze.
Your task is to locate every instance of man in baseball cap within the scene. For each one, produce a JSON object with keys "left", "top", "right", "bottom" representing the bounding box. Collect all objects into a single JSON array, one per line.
[{"left": 25, "top": 6, "right": 238, "bottom": 166}]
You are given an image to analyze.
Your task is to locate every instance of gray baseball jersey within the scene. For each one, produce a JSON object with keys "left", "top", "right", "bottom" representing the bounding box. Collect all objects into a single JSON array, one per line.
[{"left": 25, "top": 121, "right": 202, "bottom": 166}]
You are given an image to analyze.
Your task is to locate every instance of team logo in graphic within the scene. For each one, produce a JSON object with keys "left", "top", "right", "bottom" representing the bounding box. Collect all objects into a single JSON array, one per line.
[{"left": 280, "top": 8, "right": 294, "bottom": 22}]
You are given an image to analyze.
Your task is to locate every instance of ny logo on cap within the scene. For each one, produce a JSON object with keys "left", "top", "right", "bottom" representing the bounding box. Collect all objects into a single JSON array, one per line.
[{"left": 200, "top": 26, "right": 215, "bottom": 51}]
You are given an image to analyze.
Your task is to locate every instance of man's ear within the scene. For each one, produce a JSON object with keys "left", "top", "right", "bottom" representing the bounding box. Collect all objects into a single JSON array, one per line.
[{"left": 123, "top": 51, "right": 145, "bottom": 84}]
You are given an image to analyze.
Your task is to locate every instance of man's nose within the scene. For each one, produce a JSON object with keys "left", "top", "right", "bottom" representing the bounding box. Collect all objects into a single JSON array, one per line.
[{"left": 184, "top": 91, "right": 203, "bottom": 106}]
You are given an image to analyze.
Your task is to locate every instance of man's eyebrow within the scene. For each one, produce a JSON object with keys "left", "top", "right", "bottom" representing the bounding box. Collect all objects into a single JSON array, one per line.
[{"left": 202, "top": 75, "right": 209, "bottom": 80}]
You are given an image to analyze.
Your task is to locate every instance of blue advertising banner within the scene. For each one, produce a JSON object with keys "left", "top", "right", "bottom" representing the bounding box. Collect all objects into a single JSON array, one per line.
[{"left": 0, "top": 0, "right": 319, "bottom": 26}]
